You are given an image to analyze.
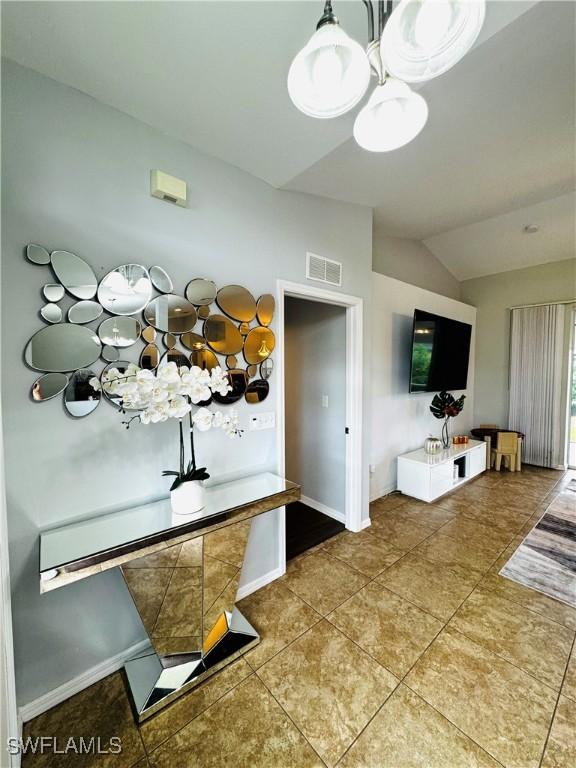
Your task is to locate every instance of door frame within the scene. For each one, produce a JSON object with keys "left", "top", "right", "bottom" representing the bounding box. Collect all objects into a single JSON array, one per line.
[{"left": 275, "top": 279, "right": 364, "bottom": 571}]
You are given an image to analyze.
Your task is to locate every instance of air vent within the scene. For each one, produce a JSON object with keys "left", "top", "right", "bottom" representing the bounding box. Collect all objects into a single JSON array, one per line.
[{"left": 306, "top": 252, "right": 342, "bottom": 287}]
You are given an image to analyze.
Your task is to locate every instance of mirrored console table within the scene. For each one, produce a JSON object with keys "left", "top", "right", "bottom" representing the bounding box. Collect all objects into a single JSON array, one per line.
[{"left": 39, "top": 473, "right": 300, "bottom": 721}]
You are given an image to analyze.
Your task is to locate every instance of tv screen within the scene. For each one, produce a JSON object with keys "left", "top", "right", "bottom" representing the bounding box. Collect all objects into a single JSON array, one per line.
[{"left": 409, "top": 309, "right": 472, "bottom": 393}]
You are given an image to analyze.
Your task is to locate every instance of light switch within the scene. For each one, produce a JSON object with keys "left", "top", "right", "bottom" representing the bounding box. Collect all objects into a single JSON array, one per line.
[{"left": 321, "top": 395, "right": 329, "bottom": 408}]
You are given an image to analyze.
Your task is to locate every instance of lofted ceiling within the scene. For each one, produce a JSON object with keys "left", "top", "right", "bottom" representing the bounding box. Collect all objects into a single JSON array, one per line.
[{"left": 2, "top": 1, "right": 574, "bottom": 280}]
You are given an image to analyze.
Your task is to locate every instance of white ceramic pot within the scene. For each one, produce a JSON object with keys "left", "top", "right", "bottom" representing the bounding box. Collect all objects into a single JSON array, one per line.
[{"left": 170, "top": 480, "right": 205, "bottom": 516}]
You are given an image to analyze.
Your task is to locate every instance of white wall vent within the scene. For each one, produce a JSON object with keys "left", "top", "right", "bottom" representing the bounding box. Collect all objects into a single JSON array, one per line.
[{"left": 306, "top": 252, "right": 342, "bottom": 287}]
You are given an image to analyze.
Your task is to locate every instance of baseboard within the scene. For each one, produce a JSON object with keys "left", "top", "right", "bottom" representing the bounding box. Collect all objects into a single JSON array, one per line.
[
  {"left": 300, "top": 495, "right": 346, "bottom": 524},
  {"left": 358, "top": 518, "right": 371, "bottom": 530},
  {"left": 236, "top": 565, "right": 284, "bottom": 601},
  {"left": 18, "top": 638, "right": 150, "bottom": 724}
]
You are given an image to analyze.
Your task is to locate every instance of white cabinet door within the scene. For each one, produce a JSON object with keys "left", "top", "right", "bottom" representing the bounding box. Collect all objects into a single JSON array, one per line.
[
  {"left": 430, "top": 463, "right": 453, "bottom": 500},
  {"left": 468, "top": 445, "right": 486, "bottom": 478}
]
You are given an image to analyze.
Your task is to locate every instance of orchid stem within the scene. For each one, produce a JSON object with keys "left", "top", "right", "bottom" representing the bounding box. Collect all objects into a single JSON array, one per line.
[
  {"left": 179, "top": 419, "right": 184, "bottom": 476},
  {"left": 189, "top": 411, "right": 196, "bottom": 471}
]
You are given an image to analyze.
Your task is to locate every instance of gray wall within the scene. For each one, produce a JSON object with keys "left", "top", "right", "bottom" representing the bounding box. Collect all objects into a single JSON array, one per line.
[
  {"left": 372, "top": 229, "right": 461, "bottom": 301},
  {"left": 461, "top": 259, "right": 576, "bottom": 426},
  {"left": 1, "top": 60, "right": 373, "bottom": 707},
  {"left": 285, "top": 298, "right": 346, "bottom": 517}
]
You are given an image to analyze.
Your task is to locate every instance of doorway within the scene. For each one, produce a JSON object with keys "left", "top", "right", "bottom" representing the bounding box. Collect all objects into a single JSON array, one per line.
[
  {"left": 568, "top": 309, "right": 576, "bottom": 469},
  {"left": 276, "top": 280, "right": 364, "bottom": 563}
]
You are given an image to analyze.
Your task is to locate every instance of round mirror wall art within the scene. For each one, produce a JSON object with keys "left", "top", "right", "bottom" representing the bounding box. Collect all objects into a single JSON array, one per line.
[
  {"left": 243, "top": 326, "right": 275, "bottom": 365},
  {"left": 212, "top": 369, "right": 248, "bottom": 404},
  {"left": 216, "top": 285, "right": 256, "bottom": 322},
  {"left": 64, "top": 369, "right": 101, "bottom": 418},
  {"left": 163, "top": 333, "right": 177, "bottom": 349},
  {"left": 27, "top": 243, "right": 51, "bottom": 265},
  {"left": 198, "top": 305, "right": 211, "bottom": 320},
  {"left": 98, "top": 317, "right": 141, "bottom": 348},
  {"left": 51, "top": 250, "right": 98, "bottom": 300},
  {"left": 204, "top": 314, "right": 243, "bottom": 355},
  {"left": 185, "top": 278, "right": 217, "bottom": 306},
  {"left": 239, "top": 322, "right": 251, "bottom": 336},
  {"left": 245, "top": 379, "right": 269, "bottom": 404},
  {"left": 181, "top": 332, "right": 206, "bottom": 351},
  {"left": 43, "top": 284, "right": 65, "bottom": 302},
  {"left": 247, "top": 364, "right": 258, "bottom": 379},
  {"left": 189, "top": 348, "right": 219, "bottom": 371},
  {"left": 226, "top": 355, "right": 237, "bottom": 369},
  {"left": 100, "top": 362, "right": 143, "bottom": 410},
  {"left": 25, "top": 324, "right": 102, "bottom": 372},
  {"left": 150, "top": 266, "right": 173, "bottom": 294},
  {"left": 31, "top": 372, "right": 69, "bottom": 402},
  {"left": 40, "top": 303, "right": 62, "bottom": 324},
  {"left": 161, "top": 349, "right": 189, "bottom": 368},
  {"left": 142, "top": 326, "right": 157, "bottom": 344},
  {"left": 260, "top": 358, "right": 274, "bottom": 380},
  {"left": 144, "top": 295, "right": 197, "bottom": 334},
  {"left": 140, "top": 343, "right": 160, "bottom": 370},
  {"left": 98, "top": 264, "right": 152, "bottom": 315},
  {"left": 68, "top": 300, "right": 103, "bottom": 324},
  {"left": 102, "top": 345, "right": 120, "bottom": 363},
  {"left": 256, "top": 294, "right": 275, "bottom": 326}
]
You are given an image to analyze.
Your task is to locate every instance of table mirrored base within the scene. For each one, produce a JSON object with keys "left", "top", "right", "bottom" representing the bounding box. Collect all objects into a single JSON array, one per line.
[{"left": 124, "top": 608, "right": 259, "bottom": 722}]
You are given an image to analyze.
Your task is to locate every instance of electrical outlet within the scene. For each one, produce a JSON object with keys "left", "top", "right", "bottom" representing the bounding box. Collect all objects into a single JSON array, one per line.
[
  {"left": 369, "top": 464, "right": 376, "bottom": 474},
  {"left": 248, "top": 412, "right": 276, "bottom": 431},
  {"left": 321, "top": 395, "right": 329, "bottom": 408}
]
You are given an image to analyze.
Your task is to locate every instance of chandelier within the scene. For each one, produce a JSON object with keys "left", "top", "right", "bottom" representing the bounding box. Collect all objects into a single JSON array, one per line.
[{"left": 288, "top": 0, "right": 485, "bottom": 151}]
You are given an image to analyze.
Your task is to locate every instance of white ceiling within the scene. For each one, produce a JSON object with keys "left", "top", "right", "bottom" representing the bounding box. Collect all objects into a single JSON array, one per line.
[{"left": 2, "top": 1, "right": 575, "bottom": 280}]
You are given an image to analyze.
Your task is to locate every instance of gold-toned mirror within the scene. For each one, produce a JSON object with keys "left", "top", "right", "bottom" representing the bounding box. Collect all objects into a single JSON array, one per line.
[
  {"left": 247, "top": 364, "right": 257, "bottom": 379},
  {"left": 243, "top": 326, "right": 275, "bottom": 365},
  {"left": 142, "top": 326, "right": 157, "bottom": 343},
  {"left": 164, "top": 333, "right": 177, "bottom": 349},
  {"left": 144, "top": 295, "right": 197, "bottom": 334},
  {"left": 256, "top": 294, "right": 275, "bottom": 326},
  {"left": 245, "top": 379, "right": 269, "bottom": 404},
  {"left": 161, "top": 349, "right": 189, "bottom": 368},
  {"left": 216, "top": 285, "right": 256, "bottom": 322},
  {"left": 140, "top": 343, "right": 160, "bottom": 370},
  {"left": 181, "top": 332, "right": 206, "bottom": 351},
  {"left": 190, "top": 348, "right": 219, "bottom": 371},
  {"left": 204, "top": 314, "right": 243, "bottom": 355},
  {"left": 198, "top": 305, "right": 211, "bottom": 320},
  {"left": 239, "top": 322, "right": 251, "bottom": 336},
  {"left": 226, "top": 355, "right": 237, "bottom": 369},
  {"left": 212, "top": 369, "right": 248, "bottom": 404},
  {"left": 185, "top": 278, "right": 217, "bottom": 306}
]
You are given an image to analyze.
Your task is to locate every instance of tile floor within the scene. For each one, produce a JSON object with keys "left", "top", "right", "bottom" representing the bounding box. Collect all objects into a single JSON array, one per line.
[{"left": 22, "top": 467, "right": 576, "bottom": 768}]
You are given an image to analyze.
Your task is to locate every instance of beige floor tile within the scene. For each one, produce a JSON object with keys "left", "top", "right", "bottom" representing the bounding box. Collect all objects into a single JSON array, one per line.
[
  {"left": 368, "top": 513, "right": 436, "bottom": 550},
  {"left": 449, "top": 589, "right": 574, "bottom": 689},
  {"left": 378, "top": 552, "right": 479, "bottom": 620},
  {"left": 257, "top": 620, "right": 398, "bottom": 766},
  {"left": 414, "top": 531, "right": 501, "bottom": 576},
  {"left": 460, "top": 503, "right": 531, "bottom": 536},
  {"left": 541, "top": 695, "right": 576, "bottom": 768},
  {"left": 433, "top": 494, "right": 476, "bottom": 515},
  {"left": 22, "top": 673, "right": 145, "bottom": 768},
  {"left": 439, "top": 515, "right": 514, "bottom": 551},
  {"left": 339, "top": 684, "right": 501, "bottom": 768},
  {"left": 321, "top": 529, "right": 405, "bottom": 577},
  {"left": 370, "top": 493, "right": 407, "bottom": 514},
  {"left": 405, "top": 627, "right": 557, "bottom": 768},
  {"left": 147, "top": 675, "right": 323, "bottom": 768},
  {"left": 328, "top": 582, "right": 443, "bottom": 677},
  {"left": 238, "top": 581, "right": 321, "bottom": 669},
  {"left": 396, "top": 501, "right": 457, "bottom": 530},
  {"left": 280, "top": 551, "right": 368, "bottom": 615},
  {"left": 140, "top": 657, "right": 252, "bottom": 752},
  {"left": 562, "top": 644, "right": 576, "bottom": 702}
]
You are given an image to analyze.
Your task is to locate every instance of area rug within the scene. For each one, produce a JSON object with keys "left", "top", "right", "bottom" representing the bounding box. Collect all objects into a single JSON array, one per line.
[{"left": 500, "top": 479, "right": 576, "bottom": 608}]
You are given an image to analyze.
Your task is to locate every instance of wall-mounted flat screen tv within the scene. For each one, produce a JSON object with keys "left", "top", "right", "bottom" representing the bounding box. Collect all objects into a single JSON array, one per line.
[{"left": 409, "top": 309, "right": 472, "bottom": 393}]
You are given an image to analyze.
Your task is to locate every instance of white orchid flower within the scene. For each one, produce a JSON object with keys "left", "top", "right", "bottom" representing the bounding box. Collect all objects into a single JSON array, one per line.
[{"left": 192, "top": 407, "right": 213, "bottom": 432}]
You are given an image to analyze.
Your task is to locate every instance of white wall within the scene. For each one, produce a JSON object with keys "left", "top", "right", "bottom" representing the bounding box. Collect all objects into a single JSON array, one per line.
[
  {"left": 370, "top": 273, "right": 476, "bottom": 500},
  {"left": 1, "top": 60, "right": 373, "bottom": 709},
  {"left": 285, "top": 298, "right": 346, "bottom": 519}
]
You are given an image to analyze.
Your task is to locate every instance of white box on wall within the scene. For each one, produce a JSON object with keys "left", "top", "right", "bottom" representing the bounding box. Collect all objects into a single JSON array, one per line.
[{"left": 150, "top": 169, "right": 187, "bottom": 207}]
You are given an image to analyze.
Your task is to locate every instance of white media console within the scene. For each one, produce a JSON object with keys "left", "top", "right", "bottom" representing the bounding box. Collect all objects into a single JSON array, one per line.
[{"left": 397, "top": 439, "right": 486, "bottom": 503}]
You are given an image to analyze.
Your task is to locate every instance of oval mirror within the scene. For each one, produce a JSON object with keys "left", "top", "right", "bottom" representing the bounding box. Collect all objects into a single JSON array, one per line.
[
  {"left": 256, "top": 294, "right": 275, "bottom": 326},
  {"left": 216, "top": 285, "right": 256, "bottom": 322},
  {"left": 98, "top": 317, "right": 141, "bottom": 347},
  {"left": 140, "top": 343, "right": 160, "bottom": 370},
  {"left": 185, "top": 278, "right": 217, "bottom": 306},
  {"left": 190, "top": 348, "right": 219, "bottom": 371},
  {"left": 150, "top": 266, "right": 173, "bottom": 294},
  {"left": 27, "top": 243, "right": 50, "bottom": 265},
  {"left": 239, "top": 322, "right": 251, "bottom": 336},
  {"left": 163, "top": 333, "right": 177, "bottom": 349},
  {"left": 102, "top": 345, "right": 120, "bottom": 363},
  {"left": 181, "top": 332, "right": 206, "bottom": 351},
  {"left": 100, "top": 362, "right": 142, "bottom": 410},
  {"left": 260, "top": 358, "right": 274, "bottom": 380},
  {"left": 144, "top": 295, "right": 197, "bottom": 333},
  {"left": 43, "top": 284, "right": 65, "bottom": 302},
  {"left": 243, "top": 326, "right": 275, "bottom": 364},
  {"left": 198, "top": 305, "right": 211, "bottom": 320},
  {"left": 25, "top": 324, "right": 101, "bottom": 372},
  {"left": 31, "top": 372, "right": 68, "bottom": 402},
  {"left": 40, "top": 303, "right": 62, "bottom": 324},
  {"left": 98, "top": 264, "right": 152, "bottom": 315},
  {"left": 226, "top": 355, "right": 237, "bottom": 369},
  {"left": 68, "top": 300, "right": 103, "bottom": 324},
  {"left": 51, "top": 250, "right": 98, "bottom": 300},
  {"left": 245, "top": 379, "right": 269, "bottom": 404},
  {"left": 161, "top": 349, "right": 189, "bottom": 368},
  {"left": 204, "top": 314, "right": 243, "bottom": 355},
  {"left": 247, "top": 364, "right": 258, "bottom": 378},
  {"left": 64, "top": 369, "right": 101, "bottom": 418},
  {"left": 212, "top": 369, "right": 248, "bottom": 404},
  {"left": 142, "top": 326, "right": 157, "bottom": 343}
]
